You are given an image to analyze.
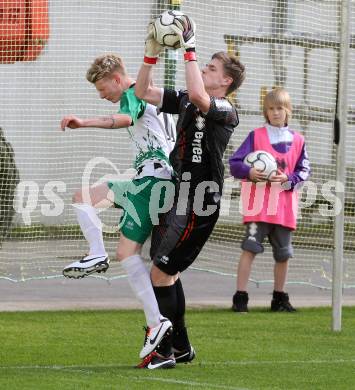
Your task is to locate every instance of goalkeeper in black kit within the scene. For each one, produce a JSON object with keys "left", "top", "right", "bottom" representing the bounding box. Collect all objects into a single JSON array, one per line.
[{"left": 135, "top": 15, "right": 246, "bottom": 369}]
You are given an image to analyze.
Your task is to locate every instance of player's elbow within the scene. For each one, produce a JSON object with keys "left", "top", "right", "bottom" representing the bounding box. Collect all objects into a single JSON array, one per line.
[
  {"left": 123, "top": 118, "right": 133, "bottom": 127},
  {"left": 134, "top": 85, "right": 145, "bottom": 100},
  {"left": 188, "top": 90, "right": 203, "bottom": 104},
  {"left": 188, "top": 92, "right": 210, "bottom": 113},
  {"left": 134, "top": 84, "right": 153, "bottom": 101},
  {"left": 229, "top": 162, "right": 238, "bottom": 179},
  {"left": 113, "top": 114, "right": 132, "bottom": 128}
]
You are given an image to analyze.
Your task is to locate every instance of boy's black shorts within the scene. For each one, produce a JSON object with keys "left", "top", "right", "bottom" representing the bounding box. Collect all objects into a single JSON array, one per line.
[{"left": 241, "top": 222, "right": 293, "bottom": 262}]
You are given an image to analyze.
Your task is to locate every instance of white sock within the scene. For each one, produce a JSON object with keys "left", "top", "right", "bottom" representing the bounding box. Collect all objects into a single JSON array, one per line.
[
  {"left": 121, "top": 254, "right": 161, "bottom": 328},
  {"left": 72, "top": 203, "right": 106, "bottom": 256}
]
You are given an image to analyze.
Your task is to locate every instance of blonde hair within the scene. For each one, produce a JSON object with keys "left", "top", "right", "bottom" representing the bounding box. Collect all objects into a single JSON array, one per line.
[
  {"left": 86, "top": 54, "right": 126, "bottom": 84},
  {"left": 263, "top": 88, "right": 292, "bottom": 125}
]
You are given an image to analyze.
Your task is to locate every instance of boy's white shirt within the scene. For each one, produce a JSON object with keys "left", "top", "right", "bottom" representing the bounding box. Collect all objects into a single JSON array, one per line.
[{"left": 265, "top": 123, "right": 293, "bottom": 145}]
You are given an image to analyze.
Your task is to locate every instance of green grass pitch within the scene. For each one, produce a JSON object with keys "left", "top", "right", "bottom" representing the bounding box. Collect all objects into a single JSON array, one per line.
[{"left": 1, "top": 308, "right": 355, "bottom": 389}]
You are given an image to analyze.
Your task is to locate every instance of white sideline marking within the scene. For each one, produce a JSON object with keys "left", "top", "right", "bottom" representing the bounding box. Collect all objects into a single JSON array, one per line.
[
  {"left": 0, "top": 365, "right": 249, "bottom": 390},
  {"left": 200, "top": 359, "right": 355, "bottom": 365},
  {"left": 1, "top": 358, "right": 355, "bottom": 371},
  {"left": 116, "top": 374, "right": 249, "bottom": 390},
  {"left": 2, "top": 360, "right": 355, "bottom": 390}
]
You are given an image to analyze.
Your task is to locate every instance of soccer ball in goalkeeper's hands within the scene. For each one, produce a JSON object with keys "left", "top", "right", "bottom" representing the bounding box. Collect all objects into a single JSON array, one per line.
[
  {"left": 243, "top": 150, "right": 278, "bottom": 180},
  {"left": 153, "top": 10, "right": 187, "bottom": 49}
]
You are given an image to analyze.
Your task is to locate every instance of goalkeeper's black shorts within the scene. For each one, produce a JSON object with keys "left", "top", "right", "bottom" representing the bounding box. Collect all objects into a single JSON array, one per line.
[{"left": 150, "top": 195, "right": 220, "bottom": 275}]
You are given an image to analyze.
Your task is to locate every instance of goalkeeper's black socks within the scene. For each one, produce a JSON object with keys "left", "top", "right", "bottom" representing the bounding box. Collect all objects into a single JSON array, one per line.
[
  {"left": 172, "top": 326, "right": 191, "bottom": 351},
  {"left": 155, "top": 327, "right": 174, "bottom": 358},
  {"left": 173, "top": 278, "right": 191, "bottom": 350},
  {"left": 153, "top": 279, "right": 194, "bottom": 356},
  {"left": 153, "top": 284, "right": 177, "bottom": 325},
  {"left": 153, "top": 284, "right": 177, "bottom": 357},
  {"left": 174, "top": 278, "right": 186, "bottom": 327}
]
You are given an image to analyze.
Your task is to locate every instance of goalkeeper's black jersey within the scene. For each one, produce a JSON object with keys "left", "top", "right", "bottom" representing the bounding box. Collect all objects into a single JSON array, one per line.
[{"left": 161, "top": 89, "right": 239, "bottom": 194}]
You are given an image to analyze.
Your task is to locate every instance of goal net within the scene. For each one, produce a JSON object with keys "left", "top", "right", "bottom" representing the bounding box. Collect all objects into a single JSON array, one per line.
[{"left": 0, "top": 0, "right": 354, "bottom": 288}]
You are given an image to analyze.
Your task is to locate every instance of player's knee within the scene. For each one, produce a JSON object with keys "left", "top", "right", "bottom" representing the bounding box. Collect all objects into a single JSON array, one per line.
[
  {"left": 241, "top": 238, "right": 263, "bottom": 255},
  {"left": 116, "top": 247, "right": 128, "bottom": 262},
  {"left": 150, "top": 264, "right": 176, "bottom": 286},
  {"left": 116, "top": 246, "right": 139, "bottom": 262},
  {"left": 241, "top": 249, "right": 257, "bottom": 262},
  {"left": 273, "top": 246, "right": 293, "bottom": 262}
]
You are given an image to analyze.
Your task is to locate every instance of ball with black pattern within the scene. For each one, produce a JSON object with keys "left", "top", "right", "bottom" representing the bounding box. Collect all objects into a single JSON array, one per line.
[
  {"left": 153, "top": 10, "right": 187, "bottom": 49},
  {"left": 243, "top": 150, "right": 278, "bottom": 180}
]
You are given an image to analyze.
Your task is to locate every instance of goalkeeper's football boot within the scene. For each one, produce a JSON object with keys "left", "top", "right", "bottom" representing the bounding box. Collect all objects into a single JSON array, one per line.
[
  {"left": 232, "top": 291, "right": 249, "bottom": 313},
  {"left": 173, "top": 344, "right": 196, "bottom": 363},
  {"left": 139, "top": 317, "right": 173, "bottom": 359},
  {"left": 271, "top": 291, "right": 296, "bottom": 312},
  {"left": 62, "top": 254, "right": 109, "bottom": 279},
  {"left": 136, "top": 351, "right": 176, "bottom": 370},
  {"left": 172, "top": 326, "right": 196, "bottom": 363}
]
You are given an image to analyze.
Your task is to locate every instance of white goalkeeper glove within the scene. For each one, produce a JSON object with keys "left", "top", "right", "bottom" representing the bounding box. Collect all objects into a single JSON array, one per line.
[
  {"left": 171, "top": 15, "right": 196, "bottom": 51},
  {"left": 144, "top": 23, "right": 163, "bottom": 64}
]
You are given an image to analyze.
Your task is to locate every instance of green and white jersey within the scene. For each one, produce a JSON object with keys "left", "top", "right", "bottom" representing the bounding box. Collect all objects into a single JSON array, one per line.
[{"left": 119, "top": 85, "right": 176, "bottom": 180}]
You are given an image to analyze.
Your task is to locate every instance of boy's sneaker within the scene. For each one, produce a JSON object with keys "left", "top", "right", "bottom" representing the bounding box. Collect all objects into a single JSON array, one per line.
[
  {"left": 62, "top": 254, "right": 109, "bottom": 279},
  {"left": 232, "top": 291, "right": 249, "bottom": 313},
  {"left": 271, "top": 291, "right": 296, "bottom": 312},
  {"left": 136, "top": 351, "right": 176, "bottom": 369},
  {"left": 173, "top": 345, "right": 196, "bottom": 363},
  {"left": 139, "top": 318, "right": 173, "bottom": 359}
]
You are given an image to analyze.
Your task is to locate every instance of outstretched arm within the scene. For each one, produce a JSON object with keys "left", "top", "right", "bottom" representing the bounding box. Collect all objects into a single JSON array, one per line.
[
  {"left": 134, "top": 23, "right": 163, "bottom": 106},
  {"left": 185, "top": 61, "right": 210, "bottom": 113},
  {"left": 60, "top": 114, "right": 132, "bottom": 131},
  {"left": 135, "top": 65, "right": 162, "bottom": 106},
  {"left": 172, "top": 15, "right": 210, "bottom": 113}
]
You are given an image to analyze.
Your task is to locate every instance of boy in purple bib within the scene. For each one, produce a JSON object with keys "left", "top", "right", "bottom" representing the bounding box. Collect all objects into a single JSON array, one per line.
[{"left": 229, "top": 88, "right": 311, "bottom": 313}]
